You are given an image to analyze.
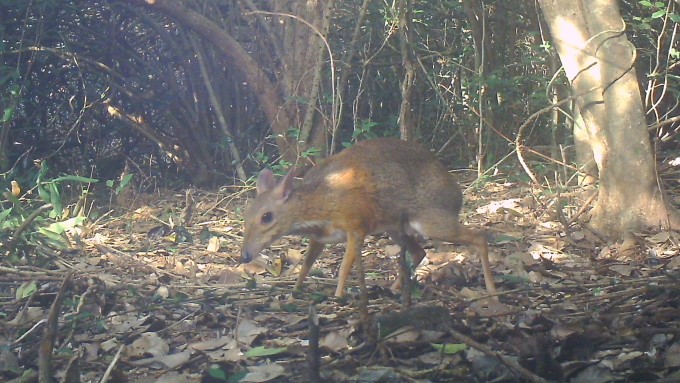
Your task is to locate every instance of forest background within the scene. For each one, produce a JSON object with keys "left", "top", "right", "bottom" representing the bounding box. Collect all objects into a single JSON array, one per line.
[
  {"left": 1, "top": 0, "right": 679, "bottom": 248},
  {"left": 2, "top": 1, "right": 680, "bottom": 381}
]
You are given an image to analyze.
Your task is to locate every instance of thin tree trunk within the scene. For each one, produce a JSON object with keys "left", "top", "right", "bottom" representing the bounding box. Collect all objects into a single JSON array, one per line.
[
  {"left": 397, "top": 0, "right": 416, "bottom": 141},
  {"left": 122, "top": 0, "right": 296, "bottom": 160}
]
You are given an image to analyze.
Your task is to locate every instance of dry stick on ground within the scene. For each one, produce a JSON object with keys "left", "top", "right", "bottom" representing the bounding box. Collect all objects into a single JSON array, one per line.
[
  {"left": 181, "top": 189, "right": 195, "bottom": 226},
  {"left": 556, "top": 190, "right": 598, "bottom": 250},
  {"left": 100, "top": 344, "right": 125, "bottom": 383},
  {"left": 308, "top": 305, "right": 321, "bottom": 383},
  {"left": 447, "top": 328, "right": 552, "bottom": 383},
  {"left": 566, "top": 190, "right": 598, "bottom": 226},
  {"left": 354, "top": 253, "right": 376, "bottom": 344},
  {"left": 39, "top": 271, "right": 74, "bottom": 383}
]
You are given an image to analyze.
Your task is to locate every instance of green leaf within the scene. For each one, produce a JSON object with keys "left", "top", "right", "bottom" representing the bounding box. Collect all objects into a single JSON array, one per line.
[
  {"left": 431, "top": 343, "right": 467, "bottom": 354},
  {"left": 45, "top": 217, "right": 86, "bottom": 234},
  {"left": 48, "top": 183, "right": 62, "bottom": 218},
  {"left": 38, "top": 226, "right": 67, "bottom": 241},
  {"left": 51, "top": 175, "right": 98, "bottom": 183},
  {"left": 116, "top": 174, "right": 134, "bottom": 194},
  {"left": 208, "top": 364, "right": 228, "bottom": 381},
  {"left": 654, "top": 1, "right": 665, "bottom": 7},
  {"left": 119, "top": 173, "right": 133, "bottom": 188},
  {"left": 106, "top": 180, "right": 114, "bottom": 188},
  {"left": 492, "top": 234, "right": 523, "bottom": 244},
  {"left": 37, "top": 184, "right": 50, "bottom": 203},
  {"left": 669, "top": 13, "right": 680, "bottom": 22},
  {"left": 2, "top": 107, "right": 13, "bottom": 123},
  {"left": 0, "top": 208, "right": 13, "bottom": 227},
  {"left": 16, "top": 281, "right": 39, "bottom": 300},
  {"left": 244, "top": 346, "right": 287, "bottom": 358},
  {"left": 639, "top": 0, "right": 653, "bottom": 6},
  {"left": 651, "top": 9, "right": 666, "bottom": 18}
]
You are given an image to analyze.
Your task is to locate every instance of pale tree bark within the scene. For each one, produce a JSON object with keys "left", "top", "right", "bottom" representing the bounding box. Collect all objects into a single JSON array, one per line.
[{"left": 538, "top": 0, "right": 680, "bottom": 238}]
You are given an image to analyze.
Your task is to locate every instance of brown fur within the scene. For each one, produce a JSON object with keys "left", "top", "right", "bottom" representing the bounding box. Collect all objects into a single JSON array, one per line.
[{"left": 242, "top": 137, "right": 496, "bottom": 297}]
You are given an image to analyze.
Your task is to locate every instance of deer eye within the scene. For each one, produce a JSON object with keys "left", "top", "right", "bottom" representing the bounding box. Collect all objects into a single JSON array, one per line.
[{"left": 261, "top": 212, "right": 273, "bottom": 225}]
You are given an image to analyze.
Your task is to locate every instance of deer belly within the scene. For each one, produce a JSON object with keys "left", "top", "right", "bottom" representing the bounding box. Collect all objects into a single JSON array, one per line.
[{"left": 313, "top": 229, "right": 347, "bottom": 244}]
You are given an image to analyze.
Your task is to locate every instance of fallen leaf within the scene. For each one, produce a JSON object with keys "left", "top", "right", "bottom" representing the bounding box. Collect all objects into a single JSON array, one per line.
[
  {"left": 156, "top": 371, "right": 201, "bottom": 383},
  {"left": 571, "top": 231, "right": 586, "bottom": 241},
  {"left": 321, "top": 330, "right": 349, "bottom": 351},
  {"left": 609, "top": 264, "right": 634, "bottom": 276},
  {"left": 236, "top": 319, "right": 268, "bottom": 345},
  {"left": 383, "top": 327, "right": 420, "bottom": 343},
  {"left": 648, "top": 231, "right": 671, "bottom": 244},
  {"left": 6, "top": 307, "right": 45, "bottom": 326},
  {"left": 205, "top": 339, "right": 242, "bottom": 362},
  {"left": 189, "top": 336, "right": 235, "bottom": 351},
  {"left": 667, "top": 257, "right": 680, "bottom": 270},
  {"left": 130, "top": 350, "right": 192, "bottom": 369},
  {"left": 385, "top": 245, "right": 401, "bottom": 257},
  {"left": 241, "top": 363, "right": 285, "bottom": 382},
  {"left": 127, "top": 332, "right": 169, "bottom": 358},
  {"left": 207, "top": 236, "right": 221, "bottom": 252},
  {"left": 244, "top": 346, "right": 287, "bottom": 358},
  {"left": 664, "top": 341, "right": 680, "bottom": 367}
]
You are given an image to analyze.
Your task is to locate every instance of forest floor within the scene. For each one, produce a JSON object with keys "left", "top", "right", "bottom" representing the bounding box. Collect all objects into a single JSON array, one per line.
[{"left": 2, "top": 168, "right": 680, "bottom": 383}]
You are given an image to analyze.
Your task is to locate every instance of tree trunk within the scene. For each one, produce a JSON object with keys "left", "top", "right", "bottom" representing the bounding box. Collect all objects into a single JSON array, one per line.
[
  {"left": 397, "top": 0, "right": 416, "bottom": 141},
  {"left": 538, "top": 0, "right": 680, "bottom": 238},
  {"left": 272, "top": 0, "right": 334, "bottom": 159}
]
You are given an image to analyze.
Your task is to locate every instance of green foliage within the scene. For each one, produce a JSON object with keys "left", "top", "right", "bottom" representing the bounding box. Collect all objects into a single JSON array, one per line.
[
  {"left": 106, "top": 174, "right": 134, "bottom": 196},
  {"left": 249, "top": 151, "right": 292, "bottom": 177},
  {"left": 207, "top": 364, "right": 229, "bottom": 381},
  {"left": 15, "top": 281, "right": 38, "bottom": 300},
  {"left": 341, "top": 119, "right": 379, "bottom": 148},
  {"left": 431, "top": 342, "right": 467, "bottom": 354},
  {"left": 631, "top": 1, "right": 680, "bottom": 29},
  {"left": 1, "top": 164, "right": 97, "bottom": 262}
]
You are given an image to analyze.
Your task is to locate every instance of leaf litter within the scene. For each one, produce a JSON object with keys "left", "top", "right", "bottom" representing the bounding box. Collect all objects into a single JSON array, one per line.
[{"left": 1, "top": 177, "right": 680, "bottom": 382}]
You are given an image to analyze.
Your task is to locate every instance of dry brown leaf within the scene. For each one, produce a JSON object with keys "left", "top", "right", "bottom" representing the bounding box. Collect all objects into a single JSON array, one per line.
[
  {"left": 241, "top": 363, "right": 285, "bottom": 382},
  {"left": 189, "top": 335, "right": 235, "bottom": 351},
  {"left": 321, "top": 330, "right": 350, "bottom": 351},
  {"left": 126, "top": 332, "right": 169, "bottom": 358},
  {"left": 207, "top": 236, "right": 221, "bottom": 252},
  {"left": 236, "top": 319, "right": 268, "bottom": 345},
  {"left": 129, "top": 350, "right": 193, "bottom": 369}
]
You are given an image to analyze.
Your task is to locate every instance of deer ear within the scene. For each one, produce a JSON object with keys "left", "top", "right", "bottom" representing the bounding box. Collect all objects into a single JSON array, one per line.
[
  {"left": 275, "top": 168, "right": 295, "bottom": 201},
  {"left": 256, "top": 169, "right": 276, "bottom": 195}
]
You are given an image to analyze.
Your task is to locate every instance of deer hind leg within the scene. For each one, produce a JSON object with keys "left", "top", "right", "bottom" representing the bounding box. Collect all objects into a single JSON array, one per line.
[
  {"left": 388, "top": 231, "right": 427, "bottom": 291},
  {"left": 410, "top": 212, "right": 496, "bottom": 294}
]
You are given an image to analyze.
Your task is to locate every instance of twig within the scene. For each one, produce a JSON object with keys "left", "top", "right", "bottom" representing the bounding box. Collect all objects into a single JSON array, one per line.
[
  {"left": 447, "top": 328, "right": 552, "bottom": 383},
  {"left": 308, "top": 305, "right": 321, "bottom": 383},
  {"left": 39, "top": 272, "right": 74, "bottom": 383},
  {"left": 354, "top": 253, "right": 375, "bottom": 344},
  {"left": 567, "top": 190, "right": 598, "bottom": 226},
  {"left": 100, "top": 344, "right": 125, "bottom": 383}
]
